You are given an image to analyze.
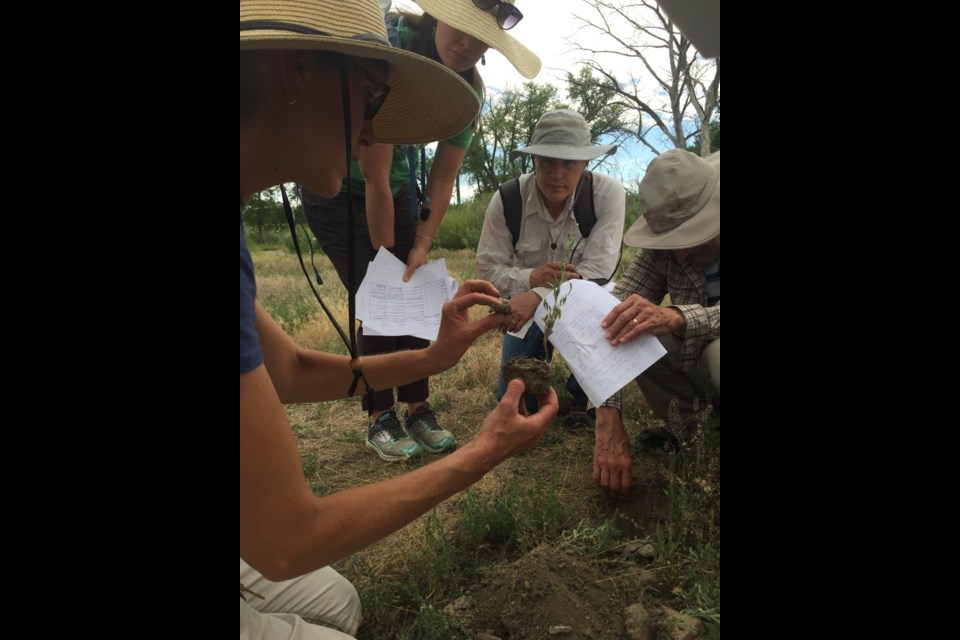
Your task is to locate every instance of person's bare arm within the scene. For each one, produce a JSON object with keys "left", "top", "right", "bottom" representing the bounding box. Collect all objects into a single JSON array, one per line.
[
  {"left": 358, "top": 143, "right": 396, "bottom": 249},
  {"left": 593, "top": 406, "right": 633, "bottom": 497},
  {"left": 240, "top": 373, "right": 558, "bottom": 581},
  {"left": 403, "top": 141, "right": 469, "bottom": 281},
  {"left": 256, "top": 280, "right": 504, "bottom": 403}
]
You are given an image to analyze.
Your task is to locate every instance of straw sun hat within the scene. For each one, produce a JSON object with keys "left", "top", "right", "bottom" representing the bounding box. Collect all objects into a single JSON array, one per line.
[
  {"left": 240, "top": 0, "right": 480, "bottom": 144},
  {"left": 414, "top": 0, "right": 541, "bottom": 79}
]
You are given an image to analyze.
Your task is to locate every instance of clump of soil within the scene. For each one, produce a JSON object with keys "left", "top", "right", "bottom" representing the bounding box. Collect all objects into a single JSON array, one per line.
[
  {"left": 445, "top": 545, "right": 642, "bottom": 640},
  {"left": 501, "top": 356, "right": 552, "bottom": 396}
]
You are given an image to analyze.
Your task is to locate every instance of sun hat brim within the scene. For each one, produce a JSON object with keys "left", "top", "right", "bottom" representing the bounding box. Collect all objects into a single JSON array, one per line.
[
  {"left": 241, "top": 32, "right": 480, "bottom": 144},
  {"left": 414, "top": 0, "right": 541, "bottom": 79},
  {"left": 623, "top": 152, "right": 720, "bottom": 250},
  {"left": 509, "top": 143, "right": 617, "bottom": 162}
]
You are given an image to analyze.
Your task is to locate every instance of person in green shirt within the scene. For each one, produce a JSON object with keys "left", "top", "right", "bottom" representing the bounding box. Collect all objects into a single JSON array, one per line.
[{"left": 301, "top": 0, "right": 540, "bottom": 462}]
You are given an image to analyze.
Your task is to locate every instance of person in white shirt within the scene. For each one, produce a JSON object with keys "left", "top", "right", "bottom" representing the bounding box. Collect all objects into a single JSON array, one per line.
[{"left": 476, "top": 109, "right": 625, "bottom": 425}]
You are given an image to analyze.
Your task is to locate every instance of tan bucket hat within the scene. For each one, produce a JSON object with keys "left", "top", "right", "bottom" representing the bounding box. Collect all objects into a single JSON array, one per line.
[
  {"left": 624, "top": 149, "right": 720, "bottom": 250},
  {"left": 240, "top": 0, "right": 481, "bottom": 144},
  {"left": 509, "top": 109, "right": 617, "bottom": 161},
  {"left": 414, "top": 0, "right": 541, "bottom": 78}
]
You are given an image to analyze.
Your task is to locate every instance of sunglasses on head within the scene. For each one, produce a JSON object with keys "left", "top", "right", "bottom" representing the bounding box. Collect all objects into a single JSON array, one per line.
[{"left": 472, "top": 0, "right": 523, "bottom": 30}]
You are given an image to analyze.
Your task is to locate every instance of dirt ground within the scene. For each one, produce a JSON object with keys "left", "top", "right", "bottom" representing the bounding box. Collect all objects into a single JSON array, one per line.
[
  {"left": 284, "top": 322, "right": 692, "bottom": 640},
  {"left": 445, "top": 544, "right": 644, "bottom": 640}
]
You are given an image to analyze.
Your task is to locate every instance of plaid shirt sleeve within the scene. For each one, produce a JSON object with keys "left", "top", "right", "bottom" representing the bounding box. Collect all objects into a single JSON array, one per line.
[
  {"left": 673, "top": 301, "right": 720, "bottom": 371},
  {"left": 595, "top": 250, "right": 719, "bottom": 410}
]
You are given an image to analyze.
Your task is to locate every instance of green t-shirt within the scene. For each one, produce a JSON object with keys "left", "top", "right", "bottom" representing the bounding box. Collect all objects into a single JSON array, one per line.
[{"left": 342, "top": 16, "right": 484, "bottom": 195}]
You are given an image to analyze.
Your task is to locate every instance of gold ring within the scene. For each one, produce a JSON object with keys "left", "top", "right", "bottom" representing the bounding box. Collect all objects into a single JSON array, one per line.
[{"left": 632, "top": 318, "right": 640, "bottom": 326}]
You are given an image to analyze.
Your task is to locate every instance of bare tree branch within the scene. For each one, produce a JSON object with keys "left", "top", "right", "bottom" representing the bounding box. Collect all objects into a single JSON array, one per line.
[{"left": 567, "top": 0, "right": 720, "bottom": 156}]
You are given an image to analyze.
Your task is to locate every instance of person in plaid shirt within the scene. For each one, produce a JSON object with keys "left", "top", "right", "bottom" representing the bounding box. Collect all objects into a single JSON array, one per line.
[{"left": 591, "top": 149, "right": 720, "bottom": 497}]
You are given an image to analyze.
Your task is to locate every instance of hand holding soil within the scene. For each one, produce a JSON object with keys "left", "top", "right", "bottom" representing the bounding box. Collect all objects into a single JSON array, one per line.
[{"left": 470, "top": 379, "right": 558, "bottom": 467}]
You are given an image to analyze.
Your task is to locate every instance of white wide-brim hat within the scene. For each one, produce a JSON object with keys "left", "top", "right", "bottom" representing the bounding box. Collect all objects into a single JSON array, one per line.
[
  {"left": 414, "top": 0, "right": 541, "bottom": 79},
  {"left": 624, "top": 150, "right": 720, "bottom": 250},
  {"left": 241, "top": 0, "right": 481, "bottom": 144}
]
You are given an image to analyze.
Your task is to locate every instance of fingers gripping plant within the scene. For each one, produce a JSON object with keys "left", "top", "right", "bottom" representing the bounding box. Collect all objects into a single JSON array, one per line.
[{"left": 541, "top": 232, "right": 577, "bottom": 353}]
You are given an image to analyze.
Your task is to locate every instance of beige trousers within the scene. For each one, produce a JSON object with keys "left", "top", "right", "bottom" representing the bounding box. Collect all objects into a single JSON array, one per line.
[
  {"left": 636, "top": 334, "right": 720, "bottom": 426},
  {"left": 240, "top": 559, "right": 362, "bottom": 639}
]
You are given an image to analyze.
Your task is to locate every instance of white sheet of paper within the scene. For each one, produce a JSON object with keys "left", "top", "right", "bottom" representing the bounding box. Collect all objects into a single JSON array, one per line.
[
  {"left": 533, "top": 279, "right": 667, "bottom": 407},
  {"left": 508, "top": 281, "right": 615, "bottom": 339},
  {"left": 355, "top": 247, "right": 452, "bottom": 341}
]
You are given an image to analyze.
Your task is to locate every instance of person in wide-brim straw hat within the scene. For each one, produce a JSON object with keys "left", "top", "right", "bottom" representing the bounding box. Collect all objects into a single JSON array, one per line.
[
  {"left": 414, "top": 0, "right": 541, "bottom": 78},
  {"left": 240, "top": 0, "right": 480, "bottom": 145},
  {"left": 295, "top": 0, "right": 543, "bottom": 462},
  {"left": 241, "top": 2, "right": 557, "bottom": 639},
  {"left": 592, "top": 148, "right": 720, "bottom": 498}
]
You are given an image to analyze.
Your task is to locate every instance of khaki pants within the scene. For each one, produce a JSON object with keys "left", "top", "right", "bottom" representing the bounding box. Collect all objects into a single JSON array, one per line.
[
  {"left": 636, "top": 335, "right": 720, "bottom": 426},
  {"left": 240, "top": 559, "right": 362, "bottom": 639}
]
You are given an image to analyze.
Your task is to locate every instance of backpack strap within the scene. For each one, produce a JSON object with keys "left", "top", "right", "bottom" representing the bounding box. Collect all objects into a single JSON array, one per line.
[
  {"left": 498, "top": 177, "right": 523, "bottom": 249},
  {"left": 572, "top": 171, "right": 596, "bottom": 238},
  {"left": 574, "top": 172, "right": 617, "bottom": 286}
]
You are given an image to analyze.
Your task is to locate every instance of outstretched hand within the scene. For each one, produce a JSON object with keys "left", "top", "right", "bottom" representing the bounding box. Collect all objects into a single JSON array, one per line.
[
  {"left": 428, "top": 280, "right": 505, "bottom": 370},
  {"left": 471, "top": 379, "right": 558, "bottom": 469}
]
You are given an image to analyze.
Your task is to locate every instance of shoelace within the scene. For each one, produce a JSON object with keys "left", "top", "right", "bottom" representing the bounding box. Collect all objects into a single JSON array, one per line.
[
  {"left": 409, "top": 408, "right": 440, "bottom": 431},
  {"left": 374, "top": 413, "right": 408, "bottom": 441}
]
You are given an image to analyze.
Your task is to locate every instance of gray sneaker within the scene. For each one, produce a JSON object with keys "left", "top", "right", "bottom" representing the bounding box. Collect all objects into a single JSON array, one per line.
[
  {"left": 366, "top": 410, "right": 423, "bottom": 461},
  {"left": 404, "top": 404, "right": 456, "bottom": 454}
]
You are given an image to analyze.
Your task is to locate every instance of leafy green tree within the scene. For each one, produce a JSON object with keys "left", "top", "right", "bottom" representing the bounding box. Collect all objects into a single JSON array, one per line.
[
  {"left": 565, "top": 67, "right": 628, "bottom": 143},
  {"left": 243, "top": 187, "right": 285, "bottom": 243},
  {"left": 460, "top": 74, "right": 630, "bottom": 196},
  {"left": 461, "top": 82, "right": 562, "bottom": 194}
]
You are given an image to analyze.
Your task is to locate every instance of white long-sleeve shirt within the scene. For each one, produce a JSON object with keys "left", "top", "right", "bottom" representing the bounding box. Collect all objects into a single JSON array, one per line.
[{"left": 476, "top": 172, "right": 626, "bottom": 299}]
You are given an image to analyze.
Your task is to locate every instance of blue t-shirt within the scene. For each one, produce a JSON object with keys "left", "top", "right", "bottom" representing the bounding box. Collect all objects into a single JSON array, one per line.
[{"left": 240, "top": 211, "right": 263, "bottom": 373}]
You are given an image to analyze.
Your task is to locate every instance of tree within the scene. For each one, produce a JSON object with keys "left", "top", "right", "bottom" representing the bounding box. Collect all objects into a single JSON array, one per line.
[
  {"left": 243, "top": 187, "right": 286, "bottom": 243},
  {"left": 461, "top": 77, "right": 628, "bottom": 195},
  {"left": 565, "top": 66, "right": 629, "bottom": 144},
  {"left": 461, "top": 82, "right": 561, "bottom": 195},
  {"left": 567, "top": 0, "right": 720, "bottom": 155},
  {"left": 686, "top": 97, "right": 720, "bottom": 155}
]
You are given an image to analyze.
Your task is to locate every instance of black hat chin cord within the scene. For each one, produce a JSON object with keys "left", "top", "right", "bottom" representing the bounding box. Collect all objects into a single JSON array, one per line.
[{"left": 278, "top": 59, "right": 374, "bottom": 401}]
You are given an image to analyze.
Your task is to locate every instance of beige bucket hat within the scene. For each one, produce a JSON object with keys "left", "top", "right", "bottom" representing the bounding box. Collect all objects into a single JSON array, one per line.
[
  {"left": 240, "top": 0, "right": 481, "bottom": 144},
  {"left": 624, "top": 149, "right": 720, "bottom": 250},
  {"left": 509, "top": 109, "right": 617, "bottom": 161},
  {"left": 414, "top": 0, "right": 541, "bottom": 78}
]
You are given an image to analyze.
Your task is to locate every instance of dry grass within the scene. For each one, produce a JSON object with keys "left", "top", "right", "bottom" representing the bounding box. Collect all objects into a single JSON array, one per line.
[
  {"left": 256, "top": 247, "right": 658, "bottom": 561},
  {"left": 252, "top": 245, "right": 719, "bottom": 638}
]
